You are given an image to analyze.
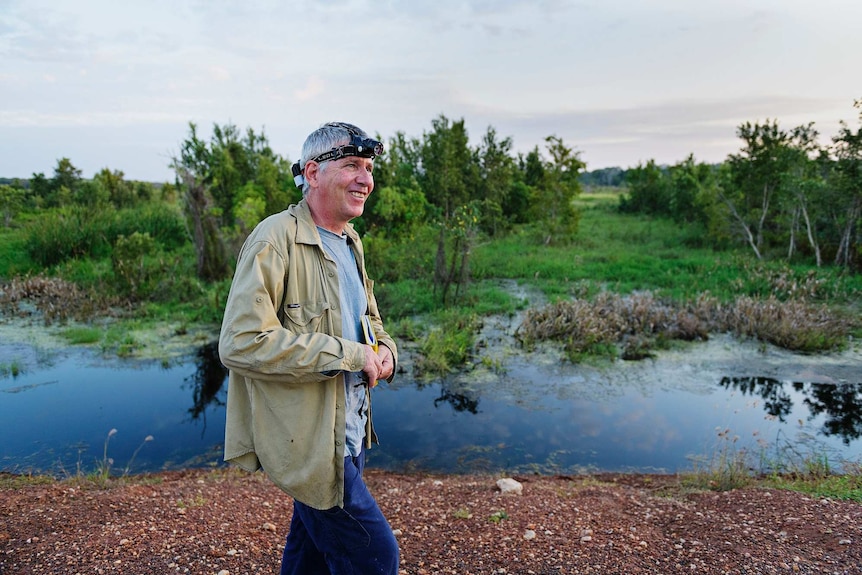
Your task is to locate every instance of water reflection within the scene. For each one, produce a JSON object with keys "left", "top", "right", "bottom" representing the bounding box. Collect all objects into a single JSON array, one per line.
[
  {"left": 2, "top": 335, "right": 862, "bottom": 477},
  {"left": 434, "top": 383, "right": 480, "bottom": 414},
  {"left": 720, "top": 376, "right": 862, "bottom": 445},
  {"left": 184, "top": 341, "right": 228, "bottom": 428}
]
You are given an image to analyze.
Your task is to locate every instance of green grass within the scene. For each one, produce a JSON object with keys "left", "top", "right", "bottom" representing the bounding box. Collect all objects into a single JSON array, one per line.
[
  {"left": 469, "top": 193, "right": 862, "bottom": 306},
  {"left": 765, "top": 473, "right": 862, "bottom": 501},
  {"left": 0, "top": 359, "right": 24, "bottom": 377},
  {"left": 0, "top": 227, "right": 38, "bottom": 278},
  {"left": 61, "top": 326, "right": 103, "bottom": 345}
]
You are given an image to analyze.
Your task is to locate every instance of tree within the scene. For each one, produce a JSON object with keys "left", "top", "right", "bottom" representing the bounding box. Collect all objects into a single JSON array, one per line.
[
  {"left": 359, "top": 131, "right": 425, "bottom": 237},
  {"left": 829, "top": 98, "right": 862, "bottom": 269},
  {"left": 417, "top": 116, "right": 481, "bottom": 303},
  {"left": 776, "top": 124, "right": 824, "bottom": 266},
  {"left": 621, "top": 159, "right": 670, "bottom": 216},
  {"left": 170, "top": 122, "right": 294, "bottom": 281},
  {"left": 93, "top": 168, "right": 135, "bottom": 208},
  {"left": 31, "top": 158, "right": 84, "bottom": 208},
  {"left": 29, "top": 172, "right": 51, "bottom": 209},
  {"left": 418, "top": 115, "right": 478, "bottom": 218},
  {"left": 528, "top": 135, "right": 584, "bottom": 244},
  {"left": 0, "top": 184, "right": 27, "bottom": 227},
  {"left": 668, "top": 155, "right": 713, "bottom": 224},
  {"left": 172, "top": 123, "right": 232, "bottom": 282},
  {"left": 722, "top": 120, "right": 799, "bottom": 259},
  {"left": 475, "top": 126, "right": 517, "bottom": 235}
]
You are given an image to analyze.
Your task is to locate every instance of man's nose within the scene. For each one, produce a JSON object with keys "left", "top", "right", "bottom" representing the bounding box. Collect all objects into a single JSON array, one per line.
[{"left": 357, "top": 169, "right": 373, "bottom": 188}]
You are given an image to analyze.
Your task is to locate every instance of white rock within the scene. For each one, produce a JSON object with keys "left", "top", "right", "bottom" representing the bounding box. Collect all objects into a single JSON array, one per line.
[
  {"left": 523, "top": 529, "right": 536, "bottom": 540},
  {"left": 496, "top": 477, "right": 523, "bottom": 495}
]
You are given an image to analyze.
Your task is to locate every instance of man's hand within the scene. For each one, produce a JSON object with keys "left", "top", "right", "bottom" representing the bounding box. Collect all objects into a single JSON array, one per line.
[
  {"left": 377, "top": 344, "right": 394, "bottom": 380},
  {"left": 362, "top": 344, "right": 384, "bottom": 387},
  {"left": 362, "top": 344, "right": 394, "bottom": 387}
]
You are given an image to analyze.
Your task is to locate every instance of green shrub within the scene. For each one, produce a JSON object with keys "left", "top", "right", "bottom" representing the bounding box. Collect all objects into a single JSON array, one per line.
[
  {"left": 23, "top": 203, "right": 188, "bottom": 269},
  {"left": 112, "top": 203, "right": 188, "bottom": 251},
  {"left": 24, "top": 206, "right": 115, "bottom": 267},
  {"left": 414, "top": 310, "right": 480, "bottom": 377},
  {"left": 112, "top": 232, "right": 160, "bottom": 299}
]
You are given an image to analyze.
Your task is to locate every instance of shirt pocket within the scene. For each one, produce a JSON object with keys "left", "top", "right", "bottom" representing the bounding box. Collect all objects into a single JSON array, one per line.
[{"left": 282, "top": 301, "right": 330, "bottom": 334}]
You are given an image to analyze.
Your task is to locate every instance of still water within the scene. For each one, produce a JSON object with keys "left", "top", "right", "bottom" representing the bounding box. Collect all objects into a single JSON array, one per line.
[{"left": 1, "top": 334, "right": 860, "bottom": 477}]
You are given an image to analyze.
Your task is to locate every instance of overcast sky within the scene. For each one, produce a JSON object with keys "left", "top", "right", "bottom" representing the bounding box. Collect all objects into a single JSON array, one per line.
[{"left": 1, "top": 0, "right": 860, "bottom": 182}]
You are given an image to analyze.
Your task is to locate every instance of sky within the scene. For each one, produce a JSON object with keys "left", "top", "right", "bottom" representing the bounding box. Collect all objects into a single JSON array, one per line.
[{"left": 1, "top": 0, "right": 860, "bottom": 182}]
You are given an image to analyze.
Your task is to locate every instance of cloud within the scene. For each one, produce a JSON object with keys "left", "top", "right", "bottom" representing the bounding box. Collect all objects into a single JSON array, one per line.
[
  {"left": 458, "top": 95, "right": 857, "bottom": 168},
  {"left": 208, "top": 66, "right": 231, "bottom": 82},
  {"left": 0, "top": 109, "right": 190, "bottom": 128},
  {"left": 293, "top": 76, "right": 325, "bottom": 102},
  {"left": 1, "top": 0, "right": 860, "bottom": 180}
]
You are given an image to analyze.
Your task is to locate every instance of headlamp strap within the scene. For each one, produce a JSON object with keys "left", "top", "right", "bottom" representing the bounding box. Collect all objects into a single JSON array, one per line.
[{"left": 291, "top": 134, "right": 384, "bottom": 189}]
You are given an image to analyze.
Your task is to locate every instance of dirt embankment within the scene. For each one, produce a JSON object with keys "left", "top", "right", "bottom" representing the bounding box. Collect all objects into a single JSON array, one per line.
[{"left": 2, "top": 469, "right": 861, "bottom": 574}]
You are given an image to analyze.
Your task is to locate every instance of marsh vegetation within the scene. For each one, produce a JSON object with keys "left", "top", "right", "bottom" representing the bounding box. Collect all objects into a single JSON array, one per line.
[{"left": 0, "top": 107, "right": 860, "bottom": 369}]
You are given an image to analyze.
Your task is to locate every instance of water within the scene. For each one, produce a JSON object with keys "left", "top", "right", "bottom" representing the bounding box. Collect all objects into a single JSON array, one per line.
[{"left": 1, "top": 334, "right": 860, "bottom": 477}]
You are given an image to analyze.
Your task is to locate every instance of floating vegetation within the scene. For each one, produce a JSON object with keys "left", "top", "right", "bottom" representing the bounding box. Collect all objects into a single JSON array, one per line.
[
  {"left": 516, "top": 290, "right": 854, "bottom": 362},
  {"left": 0, "top": 275, "right": 108, "bottom": 324}
]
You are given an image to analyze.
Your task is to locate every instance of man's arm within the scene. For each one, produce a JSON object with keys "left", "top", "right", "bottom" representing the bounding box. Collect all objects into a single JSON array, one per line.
[{"left": 218, "top": 239, "right": 366, "bottom": 382}]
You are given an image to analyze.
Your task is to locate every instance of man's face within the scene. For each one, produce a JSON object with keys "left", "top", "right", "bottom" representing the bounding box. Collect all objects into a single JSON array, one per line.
[{"left": 308, "top": 154, "right": 375, "bottom": 229}]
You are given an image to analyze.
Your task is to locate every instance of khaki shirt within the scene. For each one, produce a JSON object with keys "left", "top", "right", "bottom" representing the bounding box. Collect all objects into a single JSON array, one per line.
[{"left": 219, "top": 199, "right": 397, "bottom": 510}]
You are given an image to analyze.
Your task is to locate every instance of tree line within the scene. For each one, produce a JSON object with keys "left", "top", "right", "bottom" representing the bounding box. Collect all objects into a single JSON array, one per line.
[
  {"left": 619, "top": 100, "right": 862, "bottom": 270},
  {"left": 1, "top": 101, "right": 859, "bottom": 307}
]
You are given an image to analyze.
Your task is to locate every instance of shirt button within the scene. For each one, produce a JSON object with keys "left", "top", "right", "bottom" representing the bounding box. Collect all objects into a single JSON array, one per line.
[{"left": 335, "top": 440, "right": 343, "bottom": 446}]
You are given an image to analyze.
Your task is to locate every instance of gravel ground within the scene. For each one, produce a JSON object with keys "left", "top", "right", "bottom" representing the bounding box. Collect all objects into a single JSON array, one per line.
[{"left": 2, "top": 468, "right": 861, "bottom": 574}]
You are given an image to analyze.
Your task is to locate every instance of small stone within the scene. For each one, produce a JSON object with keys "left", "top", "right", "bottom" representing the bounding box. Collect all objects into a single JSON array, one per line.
[
  {"left": 839, "top": 539, "right": 851, "bottom": 545},
  {"left": 262, "top": 522, "right": 277, "bottom": 532},
  {"left": 523, "top": 529, "right": 536, "bottom": 540},
  {"left": 496, "top": 478, "right": 523, "bottom": 495},
  {"left": 392, "top": 529, "right": 403, "bottom": 537},
  {"left": 217, "top": 570, "right": 230, "bottom": 575}
]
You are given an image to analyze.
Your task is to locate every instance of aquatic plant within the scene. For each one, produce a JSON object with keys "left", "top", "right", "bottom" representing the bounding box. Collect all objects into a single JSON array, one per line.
[{"left": 516, "top": 290, "right": 853, "bottom": 362}]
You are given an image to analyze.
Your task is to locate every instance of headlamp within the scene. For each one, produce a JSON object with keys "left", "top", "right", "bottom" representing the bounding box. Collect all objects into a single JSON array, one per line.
[
  {"left": 310, "top": 135, "right": 385, "bottom": 164},
  {"left": 291, "top": 134, "right": 384, "bottom": 188}
]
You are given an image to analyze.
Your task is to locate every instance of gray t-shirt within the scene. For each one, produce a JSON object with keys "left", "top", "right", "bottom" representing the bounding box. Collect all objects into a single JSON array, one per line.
[{"left": 318, "top": 227, "right": 369, "bottom": 457}]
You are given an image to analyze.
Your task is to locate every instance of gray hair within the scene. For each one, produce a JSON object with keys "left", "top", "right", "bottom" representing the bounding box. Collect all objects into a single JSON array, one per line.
[{"left": 299, "top": 122, "right": 369, "bottom": 195}]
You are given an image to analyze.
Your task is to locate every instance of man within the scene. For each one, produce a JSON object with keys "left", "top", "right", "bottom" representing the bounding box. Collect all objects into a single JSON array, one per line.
[{"left": 218, "top": 122, "right": 400, "bottom": 574}]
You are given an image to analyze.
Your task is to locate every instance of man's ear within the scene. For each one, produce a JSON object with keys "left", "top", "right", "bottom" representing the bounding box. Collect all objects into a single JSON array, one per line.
[{"left": 304, "top": 161, "right": 320, "bottom": 189}]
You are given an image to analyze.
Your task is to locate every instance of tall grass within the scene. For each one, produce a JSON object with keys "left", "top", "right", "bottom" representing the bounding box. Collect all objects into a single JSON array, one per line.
[
  {"left": 22, "top": 203, "right": 187, "bottom": 268},
  {"left": 683, "top": 426, "right": 862, "bottom": 501}
]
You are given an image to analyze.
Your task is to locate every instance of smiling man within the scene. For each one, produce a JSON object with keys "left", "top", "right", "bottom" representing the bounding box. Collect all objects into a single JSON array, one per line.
[{"left": 218, "top": 122, "right": 400, "bottom": 574}]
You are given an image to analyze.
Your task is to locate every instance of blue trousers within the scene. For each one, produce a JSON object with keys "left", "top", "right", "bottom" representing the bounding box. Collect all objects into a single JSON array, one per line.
[{"left": 280, "top": 449, "right": 400, "bottom": 575}]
